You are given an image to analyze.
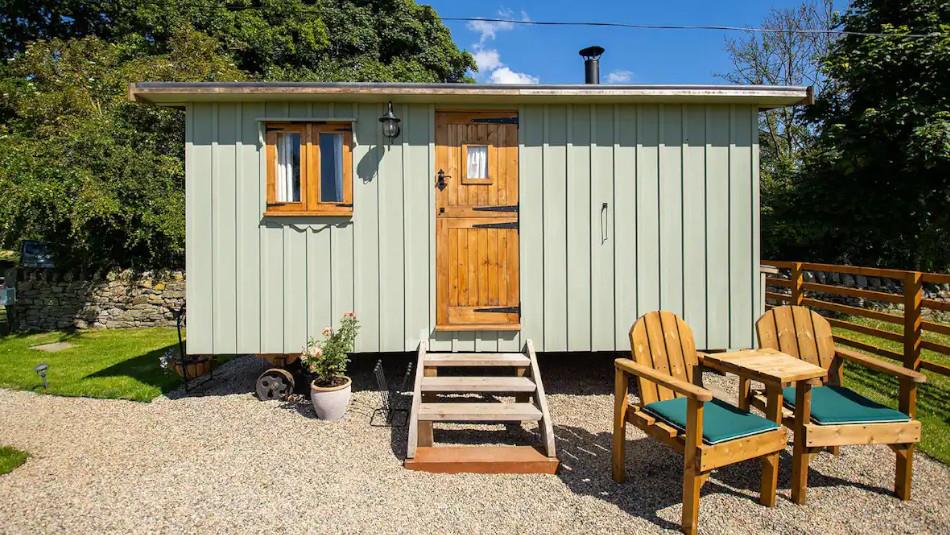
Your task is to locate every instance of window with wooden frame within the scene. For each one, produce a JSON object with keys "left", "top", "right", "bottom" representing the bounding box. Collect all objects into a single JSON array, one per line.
[{"left": 265, "top": 122, "right": 353, "bottom": 216}]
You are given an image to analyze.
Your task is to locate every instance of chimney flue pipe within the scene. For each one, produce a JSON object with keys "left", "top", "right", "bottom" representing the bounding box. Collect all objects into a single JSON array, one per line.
[{"left": 579, "top": 46, "right": 605, "bottom": 84}]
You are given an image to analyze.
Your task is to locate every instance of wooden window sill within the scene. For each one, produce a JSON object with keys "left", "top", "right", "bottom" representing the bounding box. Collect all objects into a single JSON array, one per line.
[
  {"left": 264, "top": 210, "right": 352, "bottom": 218},
  {"left": 434, "top": 324, "right": 522, "bottom": 332}
]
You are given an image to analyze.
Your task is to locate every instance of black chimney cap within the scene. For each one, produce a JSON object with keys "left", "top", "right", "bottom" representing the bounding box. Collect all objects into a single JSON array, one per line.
[{"left": 579, "top": 46, "right": 605, "bottom": 59}]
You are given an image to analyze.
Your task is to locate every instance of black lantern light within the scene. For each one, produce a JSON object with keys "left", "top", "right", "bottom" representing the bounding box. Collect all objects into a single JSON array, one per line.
[
  {"left": 379, "top": 101, "right": 401, "bottom": 139},
  {"left": 34, "top": 363, "right": 48, "bottom": 390}
]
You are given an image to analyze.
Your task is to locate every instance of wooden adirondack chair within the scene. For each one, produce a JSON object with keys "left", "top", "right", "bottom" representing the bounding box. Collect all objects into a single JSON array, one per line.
[
  {"left": 750, "top": 305, "right": 926, "bottom": 503},
  {"left": 613, "top": 311, "right": 788, "bottom": 535}
]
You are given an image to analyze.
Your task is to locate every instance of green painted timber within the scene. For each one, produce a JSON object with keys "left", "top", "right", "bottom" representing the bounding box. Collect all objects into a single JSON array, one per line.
[{"left": 183, "top": 101, "right": 760, "bottom": 354}]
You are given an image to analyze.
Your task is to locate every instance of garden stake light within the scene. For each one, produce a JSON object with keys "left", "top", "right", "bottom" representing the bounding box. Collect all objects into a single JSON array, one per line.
[{"left": 33, "top": 363, "right": 48, "bottom": 391}]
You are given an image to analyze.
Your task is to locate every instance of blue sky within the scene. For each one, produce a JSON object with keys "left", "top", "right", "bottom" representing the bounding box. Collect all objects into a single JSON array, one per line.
[{"left": 424, "top": 0, "right": 848, "bottom": 84}]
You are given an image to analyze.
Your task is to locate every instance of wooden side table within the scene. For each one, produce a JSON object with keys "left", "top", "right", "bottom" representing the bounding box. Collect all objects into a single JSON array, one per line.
[{"left": 700, "top": 348, "right": 827, "bottom": 505}]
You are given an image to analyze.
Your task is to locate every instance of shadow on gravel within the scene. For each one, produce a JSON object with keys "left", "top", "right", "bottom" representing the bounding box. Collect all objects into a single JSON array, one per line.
[
  {"left": 554, "top": 424, "right": 750, "bottom": 531},
  {"left": 163, "top": 355, "right": 261, "bottom": 400},
  {"left": 555, "top": 423, "right": 895, "bottom": 529}
]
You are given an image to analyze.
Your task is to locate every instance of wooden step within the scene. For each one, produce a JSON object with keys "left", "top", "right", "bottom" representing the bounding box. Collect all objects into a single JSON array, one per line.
[
  {"left": 418, "top": 402, "right": 542, "bottom": 422},
  {"left": 405, "top": 446, "right": 559, "bottom": 474},
  {"left": 425, "top": 353, "right": 530, "bottom": 367},
  {"left": 421, "top": 376, "right": 536, "bottom": 393}
]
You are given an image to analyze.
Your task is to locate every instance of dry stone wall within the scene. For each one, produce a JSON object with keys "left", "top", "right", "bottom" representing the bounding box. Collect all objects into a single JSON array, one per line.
[{"left": 12, "top": 269, "right": 185, "bottom": 331}]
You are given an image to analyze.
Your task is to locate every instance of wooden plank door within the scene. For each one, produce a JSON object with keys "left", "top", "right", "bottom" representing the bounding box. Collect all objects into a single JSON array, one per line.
[{"left": 435, "top": 111, "right": 519, "bottom": 331}]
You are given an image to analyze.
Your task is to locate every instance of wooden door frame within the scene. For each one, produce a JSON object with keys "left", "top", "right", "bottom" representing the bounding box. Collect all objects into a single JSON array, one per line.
[{"left": 434, "top": 109, "right": 520, "bottom": 332}]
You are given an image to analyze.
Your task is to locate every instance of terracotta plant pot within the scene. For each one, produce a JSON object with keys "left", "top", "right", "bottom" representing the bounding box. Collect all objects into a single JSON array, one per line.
[
  {"left": 173, "top": 356, "right": 213, "bottom": 379},
  {"left": 310, "top": 376, "right": 352, "bottom": 420}
]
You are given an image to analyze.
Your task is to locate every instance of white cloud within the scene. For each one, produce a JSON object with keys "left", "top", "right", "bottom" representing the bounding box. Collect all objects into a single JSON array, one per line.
[
  {"left": 606, "top": 70, "right": 634, "bottom": 83},
  {"left": 473, "top": 48, "right": 503, "bottom": 72},
  {"left": 467, "top": 9, "right": 529, "bottom": 44},
  {"left": 489, "top": 66, "right": 540, "bottom": 85},
  {"left": 467, "top": 9, "right": 537, "bottom": 85}
]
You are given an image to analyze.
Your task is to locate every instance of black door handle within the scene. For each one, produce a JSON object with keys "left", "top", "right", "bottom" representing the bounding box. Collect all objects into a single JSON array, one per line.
[{"left": 436, "top": 169, "right": 450, "bottom": 190}]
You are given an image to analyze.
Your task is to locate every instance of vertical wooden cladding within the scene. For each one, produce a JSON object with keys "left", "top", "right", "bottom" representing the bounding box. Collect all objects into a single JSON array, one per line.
[
  {"left": 520, "top": 103, "right": 759, "bottom": 353},
  {"left": 186, "top": 101, "right": 760, "bottom": 355},
  {"left": 186, "top": 101, "right": 357, "bottom": 355}
]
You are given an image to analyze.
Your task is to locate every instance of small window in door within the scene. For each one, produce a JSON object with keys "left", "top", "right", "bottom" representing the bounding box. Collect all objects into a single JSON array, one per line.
[{"left": 462, "top": 144, "right": 492, "bottom": 184}]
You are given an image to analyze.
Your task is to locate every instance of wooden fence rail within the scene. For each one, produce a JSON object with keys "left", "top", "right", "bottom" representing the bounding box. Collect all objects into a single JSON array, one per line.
[{"left": 763, "top": 261, "right": 950, "bottom": 377}]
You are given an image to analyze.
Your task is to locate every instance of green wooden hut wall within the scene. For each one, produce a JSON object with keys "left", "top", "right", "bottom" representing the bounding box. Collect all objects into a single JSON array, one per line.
[{"left": 184, "top": 101, "right": 759, "bottom": 354}]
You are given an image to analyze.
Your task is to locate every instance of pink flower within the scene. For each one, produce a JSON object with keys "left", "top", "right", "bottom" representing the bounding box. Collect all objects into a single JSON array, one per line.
[
  {"left": 344, "top": 311, "right": 356, "bottom": 318},
  {"left": 322, "top": 327, "right": 333, "bottom": 337}
]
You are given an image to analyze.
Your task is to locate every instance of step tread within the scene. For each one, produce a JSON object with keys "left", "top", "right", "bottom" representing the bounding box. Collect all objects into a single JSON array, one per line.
[
  {"left": 418, "top": 402, "right": 542, "bottom": 421},
  {"left": 425, "top": 353, "right": 529, "bottom": 367},
  {"left": 421, "top": 376, "right": 536, "bottom": 392},
  {"left": 405, "top": 446, "right": 559, "bottom": 474}
]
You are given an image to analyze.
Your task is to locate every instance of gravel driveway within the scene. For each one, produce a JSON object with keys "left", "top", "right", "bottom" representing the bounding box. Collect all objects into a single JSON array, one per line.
[{"left": 1, "top": 354, "right": 948, "bottom": 534}]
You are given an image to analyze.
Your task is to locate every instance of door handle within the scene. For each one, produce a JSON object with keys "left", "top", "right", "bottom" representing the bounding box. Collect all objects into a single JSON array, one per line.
[
  {"left": 436, "top": 169, "right": 451, "bottom": 190},
  {"left": 601, "top": 202, "right": 609, "bottom": 243}
]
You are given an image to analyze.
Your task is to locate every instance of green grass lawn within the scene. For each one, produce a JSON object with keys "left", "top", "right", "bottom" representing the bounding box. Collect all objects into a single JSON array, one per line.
[
  {"left": 833, "top": 316, "right": 950, "bottom": 464},
  {"left": 0, "top": 446, "right": 28, "bottom": 475},
  {"left": 0, "top": 328, "right": 184, "bottom": 402}
]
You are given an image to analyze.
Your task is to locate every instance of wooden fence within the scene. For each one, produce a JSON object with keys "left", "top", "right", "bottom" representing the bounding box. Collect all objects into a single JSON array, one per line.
[{"left": 763, "top": 261, "right": 950, "bottom": 377}]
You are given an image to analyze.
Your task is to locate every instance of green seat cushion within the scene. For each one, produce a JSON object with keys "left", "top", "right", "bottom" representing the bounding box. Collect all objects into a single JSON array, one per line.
[
  {"left": 782, "top": 385, "right": 910, "bottom": 425},
  {"left": 643, "top": 398, "right": 780, "bottom": 445}
]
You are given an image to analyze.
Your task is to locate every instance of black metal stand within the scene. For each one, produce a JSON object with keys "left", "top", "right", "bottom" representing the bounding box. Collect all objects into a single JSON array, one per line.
[{"left": 369, "top": 359, "right": 411, "bottom": 427}]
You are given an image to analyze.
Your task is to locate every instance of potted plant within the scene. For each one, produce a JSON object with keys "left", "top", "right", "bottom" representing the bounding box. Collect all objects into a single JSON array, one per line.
[{"left": 300, "top": 312, "right": 360, "bottom": 420}]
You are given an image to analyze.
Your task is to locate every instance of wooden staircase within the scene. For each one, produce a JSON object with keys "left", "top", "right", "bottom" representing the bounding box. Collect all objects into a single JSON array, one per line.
[{"left": 404, "top": 339, "right": 558, "bottom": 474}]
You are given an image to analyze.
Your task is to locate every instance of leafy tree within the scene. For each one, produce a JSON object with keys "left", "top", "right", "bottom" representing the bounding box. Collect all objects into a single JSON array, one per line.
[
  {"left": 777, "top": 0, "right": 950, "bottom": 270},
  {"left": 0, "top": 1, "right": 474, "bottom": 270},
  {"left": 719, "top": 1, "right": 838, "bottom": 260},
  {"left": 0, "top": 1, "right": 474, "bottom": 82},
  {"left": 721, "top": 1, "right": 835, "bottom": 179},
  {"left": 0, "top": 29, "right": 244, "bottom": 269}
]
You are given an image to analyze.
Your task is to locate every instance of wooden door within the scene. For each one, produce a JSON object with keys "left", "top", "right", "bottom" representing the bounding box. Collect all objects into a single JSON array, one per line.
[{"left": 435, "top": 111, "right": 519, "bottom": 331}]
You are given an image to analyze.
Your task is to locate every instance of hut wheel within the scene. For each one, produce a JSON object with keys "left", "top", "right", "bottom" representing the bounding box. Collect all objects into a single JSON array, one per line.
[{"left": 255, "top": 368, "right": 295, "bottom": 401}]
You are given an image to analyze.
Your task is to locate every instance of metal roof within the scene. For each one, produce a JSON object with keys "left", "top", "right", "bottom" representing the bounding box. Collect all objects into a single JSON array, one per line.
[{"left": 129, "top": 81, "right": 812, "bottom": 108}]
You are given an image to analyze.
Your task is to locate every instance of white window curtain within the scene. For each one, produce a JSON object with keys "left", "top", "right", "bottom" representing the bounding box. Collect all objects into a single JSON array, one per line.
[
  {"left": 466, "top": 145, "right": 488, "bottom": 179},
  {"left": 333, "top": 134, "right": 343, "bottom": 195},
  {"left": 318, "top": 133, "right": 344, "bottom": 202},
  {"left": 277, "top": 133, "right": 300, "bottom": 202}
]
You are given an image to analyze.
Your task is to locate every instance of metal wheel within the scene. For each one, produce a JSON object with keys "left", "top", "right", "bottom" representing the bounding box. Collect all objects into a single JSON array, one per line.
[{"left": 256, "top": 368, "right": 295, "bottom": 401}]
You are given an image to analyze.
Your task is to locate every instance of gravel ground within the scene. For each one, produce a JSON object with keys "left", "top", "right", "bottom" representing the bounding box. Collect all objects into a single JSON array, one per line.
[{"left": 1, "top": 354, "right": 948, "bottom": 534}]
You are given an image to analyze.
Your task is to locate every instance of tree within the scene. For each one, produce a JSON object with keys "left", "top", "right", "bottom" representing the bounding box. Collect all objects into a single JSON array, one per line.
[
  {"left": 0, "top": 29, "right": 245, "bottom": 269},
  {"left": 0, "top": 1, "right": 475, "bottom": 270},
  {"left": 719, "top": 1, "right": 837, "bottom": 259},
  {"left": 721, "top": 1, "right": 835, "bottom": 176},
  {"left": 0, "top": 1, "right": 475, "bottom": 82},
  {"left": 785, "top": 0, "right": 950, "bottom": 270}
]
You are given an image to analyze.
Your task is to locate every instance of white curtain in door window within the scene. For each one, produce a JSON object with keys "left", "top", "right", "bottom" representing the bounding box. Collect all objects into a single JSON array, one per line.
[
  {"left": 466, "top": 145, "right": 488, "bottom": 179},
  {"left": 277, "top": 133, "right": 301, "bottom": 202}
]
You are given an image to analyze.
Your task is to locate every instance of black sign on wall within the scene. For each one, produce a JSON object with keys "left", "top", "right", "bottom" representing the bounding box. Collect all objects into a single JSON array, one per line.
[{"left": 20, "top": 240, "right": 55, "bottom": 269}]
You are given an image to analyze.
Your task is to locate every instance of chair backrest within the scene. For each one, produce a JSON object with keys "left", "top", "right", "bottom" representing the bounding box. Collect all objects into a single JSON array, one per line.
[
  {"left": 629, "top": 311, "right": 700, "bottom": 405},
  {"left": 756, "top": 305, "right": 836, "bottom": 371}
]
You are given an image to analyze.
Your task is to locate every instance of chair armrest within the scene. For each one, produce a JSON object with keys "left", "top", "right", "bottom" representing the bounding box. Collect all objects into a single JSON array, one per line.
[
  {"left": 615, "top": 358, "right": 714, "bottom": 401},
  {"left": 835, "top": 348, "right": 926, "bottom": 383}
]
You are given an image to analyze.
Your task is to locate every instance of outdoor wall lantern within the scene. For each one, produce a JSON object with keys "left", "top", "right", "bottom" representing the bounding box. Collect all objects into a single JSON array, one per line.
[{"left": 379, "top": 101, "right": 401, "bottom": 139}]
